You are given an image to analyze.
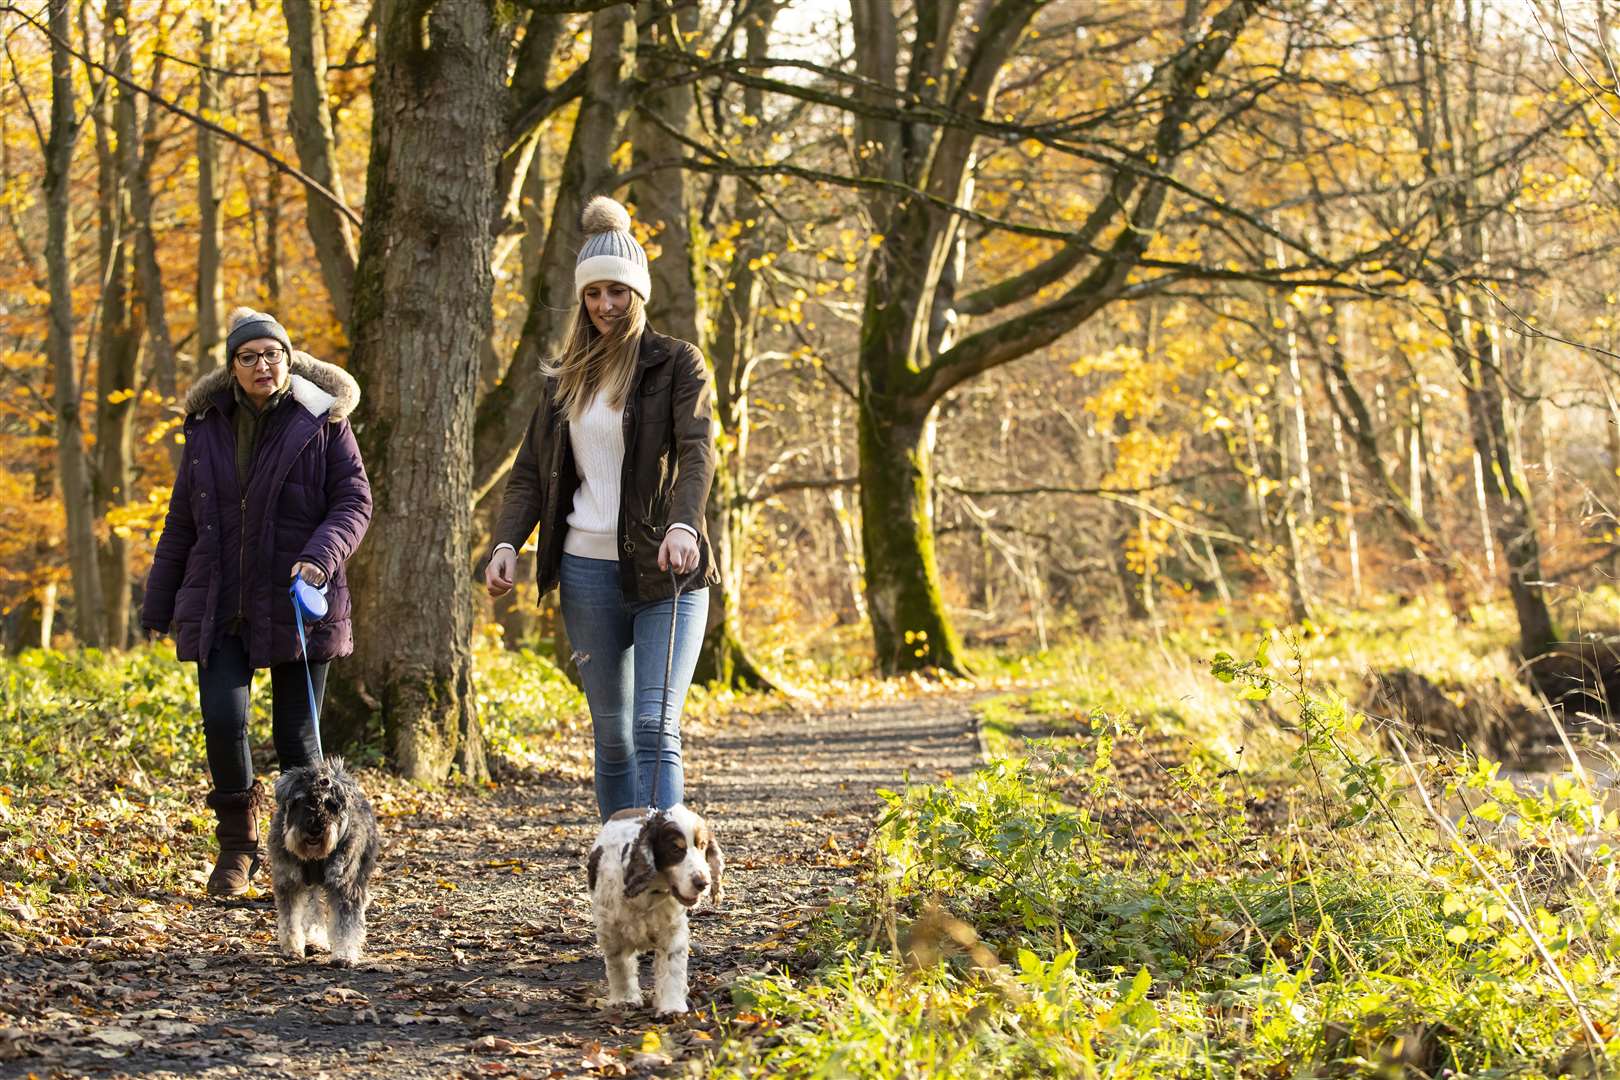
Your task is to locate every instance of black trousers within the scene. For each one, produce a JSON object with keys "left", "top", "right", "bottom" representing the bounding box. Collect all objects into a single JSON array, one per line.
[{"left": 198, "top": 634, "right": 327, "bottom": 792}]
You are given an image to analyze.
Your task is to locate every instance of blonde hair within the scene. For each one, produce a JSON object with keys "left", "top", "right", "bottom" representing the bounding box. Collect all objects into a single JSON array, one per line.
[{"left": 544, "top": 292, "right": 647, "bottom": 421}]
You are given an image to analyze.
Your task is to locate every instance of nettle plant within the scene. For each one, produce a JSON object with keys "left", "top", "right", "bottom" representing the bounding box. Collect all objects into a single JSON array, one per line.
[
  {"left": 876, "top": 752, "right": 1103, "bottom": 944},
  {"left": 1213, "top": 640, "right": 1405, "bottom": 834}
]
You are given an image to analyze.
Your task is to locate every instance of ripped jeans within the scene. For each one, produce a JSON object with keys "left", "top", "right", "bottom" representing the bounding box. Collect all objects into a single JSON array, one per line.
[{"left": 558, "top": 553, "right": 709, "bottom": 821}]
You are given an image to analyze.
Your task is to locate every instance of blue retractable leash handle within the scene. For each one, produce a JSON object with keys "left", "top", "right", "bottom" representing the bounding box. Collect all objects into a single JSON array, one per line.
[
  {"left": 646, "top": 567, "right": 684, "bottom": 814},
  {"left": 289, "top": 575, "right": 328, "bottom": 761}
]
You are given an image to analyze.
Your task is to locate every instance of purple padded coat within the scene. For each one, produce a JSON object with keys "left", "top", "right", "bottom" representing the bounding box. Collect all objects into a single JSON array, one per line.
[{"left": 140, "top": 354, "right": 372, "bottom": 669}]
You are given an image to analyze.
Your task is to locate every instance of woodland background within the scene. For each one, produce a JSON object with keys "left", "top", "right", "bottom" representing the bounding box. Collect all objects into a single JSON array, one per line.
[{"left": 3, "top": 0, "right": 1620, "bottom": 780}]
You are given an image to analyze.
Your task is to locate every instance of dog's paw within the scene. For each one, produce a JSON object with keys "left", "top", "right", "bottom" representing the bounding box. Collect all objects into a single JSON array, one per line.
[
  {"left": 305, "top": 924, "right": 330, "bottom": 952},
  {"left": 280, "top": 943, "right": 307, "bottom": 961},
  {"left": 653, "top": 1000, "right": 689, "bottom": 1018},
  {"left": 329, "top": 954, "right": 356, "bottom": 969}
]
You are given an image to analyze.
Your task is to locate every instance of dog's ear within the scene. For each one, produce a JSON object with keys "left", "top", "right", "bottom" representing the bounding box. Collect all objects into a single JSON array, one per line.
[
  {"left": 587, "top": 845, "right": 603, "bottom": 893},
  {"left": 699, "top": 819, "right": 725, "bottom": 909},
  {"left": 623, "top": 821, "right": 658, "bottom": 898}
]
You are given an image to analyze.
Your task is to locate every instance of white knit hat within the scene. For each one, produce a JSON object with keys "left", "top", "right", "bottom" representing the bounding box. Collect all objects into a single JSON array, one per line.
[{"left": 574, "top": 196, "right": 651, "bottom": 302}]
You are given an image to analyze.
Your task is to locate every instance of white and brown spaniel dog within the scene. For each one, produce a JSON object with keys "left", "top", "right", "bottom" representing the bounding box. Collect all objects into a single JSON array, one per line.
[{"left": 586, "top": 803, "right": 724, "bottom": 1015}]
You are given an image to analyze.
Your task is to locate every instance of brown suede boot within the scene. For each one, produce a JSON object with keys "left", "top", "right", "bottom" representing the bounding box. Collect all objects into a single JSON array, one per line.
[{"left": 205, "top": 781, "right": 267, "bottom": 898}]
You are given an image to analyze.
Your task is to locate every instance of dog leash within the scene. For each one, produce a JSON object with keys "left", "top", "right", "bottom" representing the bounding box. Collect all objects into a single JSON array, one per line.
[
  {"left": 646, "top": 565, "right": 684, "bottom": 814},
  {"left": 289, "top": 575, "right": 327, "bottom": 761}
]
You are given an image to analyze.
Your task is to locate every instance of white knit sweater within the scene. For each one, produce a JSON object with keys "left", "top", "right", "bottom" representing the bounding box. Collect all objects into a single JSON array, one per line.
[{"left": 563, "top": 389, "right": 626, "bottom": 561}]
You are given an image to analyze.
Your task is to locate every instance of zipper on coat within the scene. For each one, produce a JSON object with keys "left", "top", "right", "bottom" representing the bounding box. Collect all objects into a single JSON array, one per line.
[{"left": 237, "top": 493, "right": 248, "bottom": 631}]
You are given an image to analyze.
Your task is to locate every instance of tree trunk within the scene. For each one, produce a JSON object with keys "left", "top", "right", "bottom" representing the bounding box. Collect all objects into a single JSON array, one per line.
[
  {"left": 683, "top": 1, "right": 781, "bottom": 690},
  {"left": 1313, "top": 324, "right": 1469, "bottom": 614},
  {"left": 847, "top": 0, "right": 1256, "bottom": 674},
  {"left": 1453, "top": 300, "right": 1555, "bottom": 657},
  {"left": 255, "top": 83, "right": 284, "bottom": 307},
  {"left": 857, "top": 386, "right": 968, "bottom": 675},
  {"left": 341, "top": 0, "right": 513, "bottom": 782},
  {"left": 1413, "top": 0, "right": 1553, "bottom": 657},
  {"left": 471, "top": 3, "right": 634, "bottom": 500},
  {"left": 119, "top": 30, "right": 179, "bottom": 436},
  {"left": 827, "top": 399, "right": 866, "bottom": 623},
  {"left": 1330, "top": 411, "right": 1362, "bottom": 601},
  {"left": 45, "top": 0, "right": 104, "bottom": 647},
  {"left": 92, "top": 3, "right": 141, "bottom": 650},
  {"left": 1110, "top": 507, "right": 1150, "bottom": 621},
  {"left": 283, "top": 0, "right": 357, "bottom": 331},
  {"left": 1608, "top": 381, "right": 1620, "bottom": 580},
  {"left": 630, "top": 0, "right": 703, "bottom": 346},
  {"left": 196, "top": 1, "right": 224, "bottom": 371}
]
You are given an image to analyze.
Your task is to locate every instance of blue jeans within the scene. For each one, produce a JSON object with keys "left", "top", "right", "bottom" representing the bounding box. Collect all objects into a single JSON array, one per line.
[
  {"left": 198, "top": 633, "right": 326, "bottom": 792},
  {"left": 559, "top": 553, "right": 709, "bottom": 821}
]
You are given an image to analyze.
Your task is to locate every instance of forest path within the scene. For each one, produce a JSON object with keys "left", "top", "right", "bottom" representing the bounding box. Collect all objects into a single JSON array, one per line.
[{"left": 1, "top": 694, "right": 984, "bottom": 1079}]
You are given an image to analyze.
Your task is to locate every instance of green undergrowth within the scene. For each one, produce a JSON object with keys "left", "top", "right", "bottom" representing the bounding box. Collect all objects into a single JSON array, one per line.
[
  {"left": 0, "top": 638, "right": 589, "bottom": 946},
  {"left": 472, "top": 632, "right": 589, "bottom": 772},
  {"left": 702, "top": 636, "right": 1620, "bottom": 1078}
]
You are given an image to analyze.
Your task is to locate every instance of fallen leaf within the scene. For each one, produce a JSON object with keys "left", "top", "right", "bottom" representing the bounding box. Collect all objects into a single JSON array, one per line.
[
  {"left": 88, "top": 1027, "right": 144, "bottom": 1047},
  {"left": 472, "top": 1035, "right": 547, "bottom": 1056},
  {"left": 579, "top": 1040, "right": 628, "bottom": 1075}
]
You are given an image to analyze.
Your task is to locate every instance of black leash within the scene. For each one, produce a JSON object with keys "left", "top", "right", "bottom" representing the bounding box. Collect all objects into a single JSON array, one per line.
[{"left": 646, "top": 566, "right": 684, "bottom": 814}]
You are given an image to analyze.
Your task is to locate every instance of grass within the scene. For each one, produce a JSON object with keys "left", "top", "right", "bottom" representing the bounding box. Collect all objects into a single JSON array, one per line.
[{"left": 702, "top": 596, "right": 1620, "bottom": 1078}]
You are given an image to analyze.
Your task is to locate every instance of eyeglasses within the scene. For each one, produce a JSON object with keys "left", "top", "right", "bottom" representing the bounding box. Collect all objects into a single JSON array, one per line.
[{"left": 233, "top": 347, "right": 286, "bottom": 368}]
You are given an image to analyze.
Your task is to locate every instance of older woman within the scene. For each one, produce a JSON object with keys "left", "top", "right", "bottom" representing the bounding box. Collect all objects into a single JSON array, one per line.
[
  {"left": 141, "top": 307, "right": 372, "bottom": 897},
  {"left": 486, "top": 195, "right": 719, "bottom": 821}
]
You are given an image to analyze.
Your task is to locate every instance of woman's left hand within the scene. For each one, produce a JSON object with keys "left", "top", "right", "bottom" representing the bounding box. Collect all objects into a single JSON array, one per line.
[
  {"left": 657, "top": 529, "right": 700, "bottom": 574},
  {"left": 290, "top": 561, "right": 327, "bottom": 587}
]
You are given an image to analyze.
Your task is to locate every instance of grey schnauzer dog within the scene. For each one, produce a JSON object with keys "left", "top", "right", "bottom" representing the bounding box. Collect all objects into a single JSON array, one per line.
[{"left": 268, "top": 757, "right": 379, "bottom": 966}]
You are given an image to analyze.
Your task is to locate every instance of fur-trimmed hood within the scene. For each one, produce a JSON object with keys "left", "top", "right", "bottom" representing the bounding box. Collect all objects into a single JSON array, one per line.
[{"left": 185, "top": 352, "right": 361, "bottom": 423}]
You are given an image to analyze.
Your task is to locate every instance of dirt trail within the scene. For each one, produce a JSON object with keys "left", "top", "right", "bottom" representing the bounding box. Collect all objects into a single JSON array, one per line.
[{"left": 2, "top": 696, "right": 983, "bottom": 1079}]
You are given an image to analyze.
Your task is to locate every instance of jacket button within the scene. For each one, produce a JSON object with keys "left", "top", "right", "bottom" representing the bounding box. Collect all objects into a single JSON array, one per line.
[
  {"left": 191, "top": 458, "right": 199, "bottom": 466},
  {"left": 623, "top": 540, "right": 634, "bottom": 554},
  {"left": 206, "top": 524, "right": 213, "bottom": 531},
  {"left": 551, "top": 471, "right": 558, "bottom": 479},
  {"left": 199, "top": 491, "right": 207, "bottom": 500}
]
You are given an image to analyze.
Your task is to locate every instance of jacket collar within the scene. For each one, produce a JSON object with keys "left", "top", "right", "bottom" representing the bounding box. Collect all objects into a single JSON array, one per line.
[
  {"left": 636, "top": 329, "right": 674, "bottom": 370},
  {"left": 186, "top": 351, "right": 361, "bottom": 422}
]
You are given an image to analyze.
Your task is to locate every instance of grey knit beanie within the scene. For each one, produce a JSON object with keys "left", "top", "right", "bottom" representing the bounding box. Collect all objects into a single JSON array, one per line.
[
  {"left": 574, "top": 196, "right": 651, "bottom": 302},
  {"left": 223, "top": 306, "right": 293, "bottom": 362}
]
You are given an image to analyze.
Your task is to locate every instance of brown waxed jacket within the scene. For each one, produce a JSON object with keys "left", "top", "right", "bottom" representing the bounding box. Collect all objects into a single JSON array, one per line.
[{"left": 491, "top": 328, "right": 720, "bottom": 602}]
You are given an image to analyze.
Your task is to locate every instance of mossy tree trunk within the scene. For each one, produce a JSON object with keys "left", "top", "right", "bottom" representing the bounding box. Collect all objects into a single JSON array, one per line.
[
  {"left": 848, "top": 0, "right": 1258, "bottom": 674},
  {"left": 858, "top": 385, "right": 967, "bottom": 674},
  {"left": 341, "top": 0, "right": 513, "bottom": 783}
]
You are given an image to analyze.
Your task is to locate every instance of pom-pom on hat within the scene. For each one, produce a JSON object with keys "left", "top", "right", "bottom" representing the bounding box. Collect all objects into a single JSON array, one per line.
[
  {"left": 574, "top": 195, "right": 651, "bottom": 303},
  {"left": 224, "top": 306, "right": 293, "bottom": 363}
]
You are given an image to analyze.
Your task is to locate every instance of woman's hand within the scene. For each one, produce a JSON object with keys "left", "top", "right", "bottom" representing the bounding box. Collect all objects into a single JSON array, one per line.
[
  {"left": 658, "top": 528, "right": 700, "bottom": 574},
  {"left": 290, "top": 561, "right": 327, "bottom": 587},
  {"left": 486, "top": 546, "right": 516, "bottom": 597}
]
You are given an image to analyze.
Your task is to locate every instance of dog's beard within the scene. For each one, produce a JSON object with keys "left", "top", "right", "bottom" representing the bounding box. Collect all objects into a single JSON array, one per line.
[{"left": 283, "top": 821, "right": 340, "bottom": 861}]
